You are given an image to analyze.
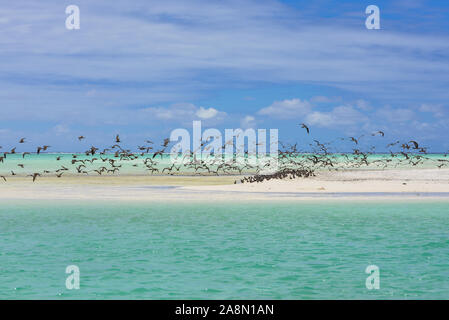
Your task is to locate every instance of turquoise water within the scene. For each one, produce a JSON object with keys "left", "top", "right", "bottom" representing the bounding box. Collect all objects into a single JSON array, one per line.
[
  {"left": 1, "top": 200, "right": 448, "bottom": 299},
  {"left": 0, "top": 153, "right": 447, "bottom": 176}
]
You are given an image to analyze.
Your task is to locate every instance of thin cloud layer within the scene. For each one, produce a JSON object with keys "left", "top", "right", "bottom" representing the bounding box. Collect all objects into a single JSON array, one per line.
[
  {"left": 0, "top": 0, "right": 448, "bottom": 150},
  {"left": 258, "top": 99, "right": 312, "bottom": 119}
]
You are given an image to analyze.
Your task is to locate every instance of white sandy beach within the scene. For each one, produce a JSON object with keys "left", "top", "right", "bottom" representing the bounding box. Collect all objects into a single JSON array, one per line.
[
  {"left": 0, "top": 168, "right": 448, "bottom": 202},
  {"left": 186, "top": 168, "right": 449, "bottom": 193}
]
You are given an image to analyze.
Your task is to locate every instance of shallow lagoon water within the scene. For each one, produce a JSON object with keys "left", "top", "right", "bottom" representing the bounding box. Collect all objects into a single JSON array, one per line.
[{"left": 1, "top": 200, "right": 448, "bottom": 299}]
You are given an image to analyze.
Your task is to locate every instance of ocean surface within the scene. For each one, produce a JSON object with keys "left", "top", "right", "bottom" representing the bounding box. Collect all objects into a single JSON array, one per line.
[
  {"left": 0, "top": 153, "right": 446, "bottom": 176},
  {"left": 1, "top": 200, "right": 448, "bottom": 299}
]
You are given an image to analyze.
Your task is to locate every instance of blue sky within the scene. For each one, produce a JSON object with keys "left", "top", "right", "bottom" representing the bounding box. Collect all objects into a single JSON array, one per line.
[{"left": 0, "top": 0, "right": 448, "bottom": 152}]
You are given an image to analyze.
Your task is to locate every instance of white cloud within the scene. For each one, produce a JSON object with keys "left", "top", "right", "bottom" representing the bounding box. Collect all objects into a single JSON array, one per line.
[
  {"left": 196, "top": 106, "right": 218, "bottom": 119},
  {"left": 86, "top": 89, "right": 97, "bottom": 97},
  {"left": 419, "top": 104, "right": 445, "bottom": 117},
  {"left": 258, "top": 98, "right": 311, "bottom": 119},
  {"left": 1, "top": 0, "right": 447, "bottom": 108},
  {"left": 143, "top": 103, "right": 225, "bottom": 122},
  {"left": 306, "top": 112, "right": 334, "bottom": 127},
  {"left": 241, "top": 115, "right": 256, "bottom": 128},
  {"left": 0, "top": 0, "right": 448, "bottom": 150},
  {"left": 306, "top": 105, "right": 368, "bottom": 128},
  {"left": 376, "top": 107, "right": 416, "bottom": 123},
  {"left": 355, "top": 99, "right": 371, "bottom": 111},
  {"left": 310, "top": 96, "right": 341, "bottom": 103},
  {"left": 53, "top": 124, "right": 70, "bottom": 134}
]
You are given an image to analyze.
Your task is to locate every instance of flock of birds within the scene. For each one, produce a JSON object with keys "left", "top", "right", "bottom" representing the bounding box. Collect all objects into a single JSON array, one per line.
[{"left": 0, "top": 124, "right": 448, "bottom": 184}]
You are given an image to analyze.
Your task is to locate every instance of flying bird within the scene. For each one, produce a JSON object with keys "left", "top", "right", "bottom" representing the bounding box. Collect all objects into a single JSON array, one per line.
[
  {"left": 162, "top": 138, "right": 170, "bottom": 147},
  {"left": 409, "top": 140, "right": 419, "bottom": 149},
  {"left": 372, "top": 131, "right": 384, "bottom": 137},
  {"left": 299, "top": 123, "right": 310, "bottom": 134},
  {"left": 29, "top": 173, "right": 41, "bottom": 182}
]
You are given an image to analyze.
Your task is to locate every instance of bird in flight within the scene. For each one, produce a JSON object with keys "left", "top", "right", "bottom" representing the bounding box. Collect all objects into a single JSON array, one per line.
[
  {"left": 153, "top": 150, "right": 164, "bottom": 158},
  {"left": 28, "top": 173, "right": 41, "bottom": 182},
  {"left": 409, "top": 140, "right": 419, "bottom": 149},
  {"left": 372, "top": 131, "right": 384, "bottom": 137},
  {"left": 386, "top": 141, "right": 399, "bottom": 148},
  {"left": 19, "top": 138, "right": 26, "bottom": 143},
  {"left": 162, "top": 138, "right": 170, "bottom": 147},
  {"left": 299, "top": 123, "right": 310, "bottom": 134},
  {"left": 78, "top": 136, "right": 85, "bottom": 141}
]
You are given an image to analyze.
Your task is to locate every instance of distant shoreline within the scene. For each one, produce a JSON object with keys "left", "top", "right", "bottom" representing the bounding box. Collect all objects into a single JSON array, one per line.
[{"left": 1, "top": 168, "right": 448, "bottom": 202}]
